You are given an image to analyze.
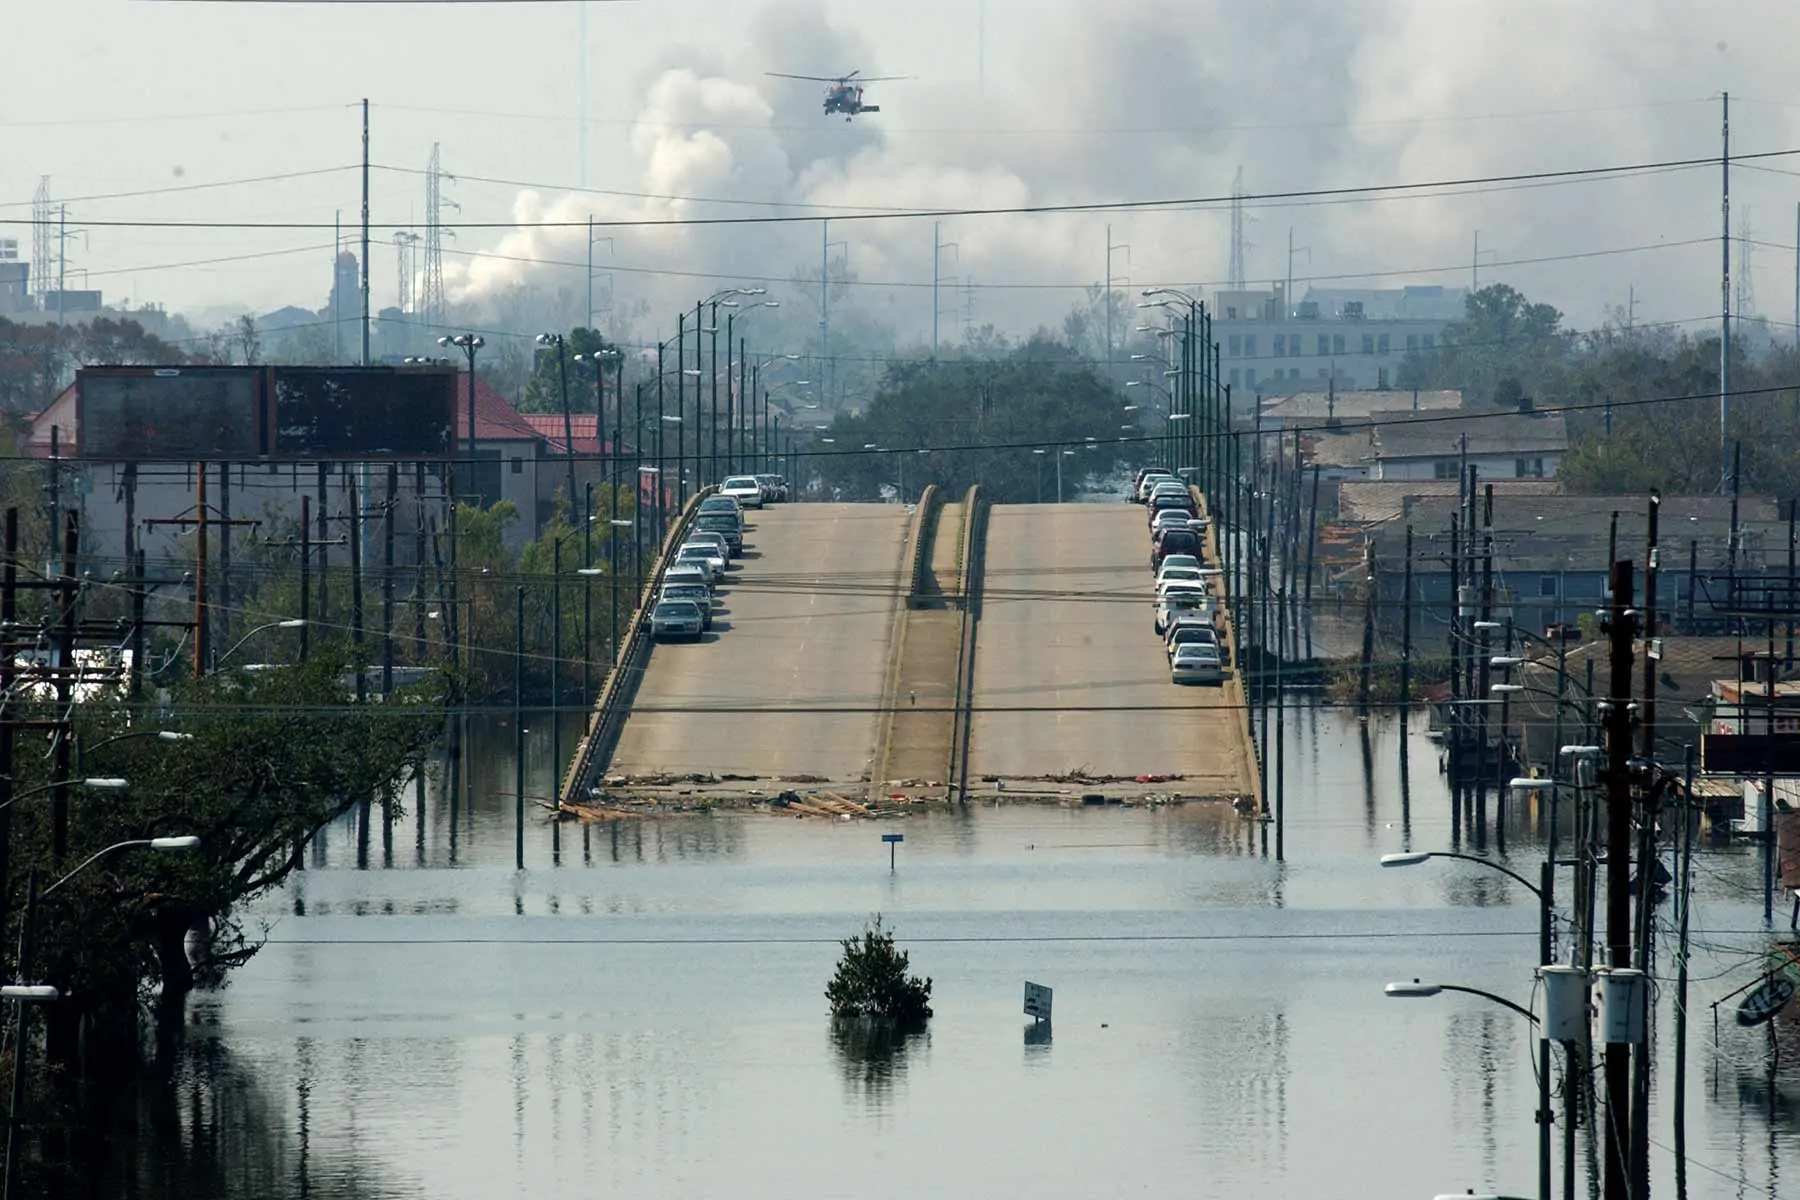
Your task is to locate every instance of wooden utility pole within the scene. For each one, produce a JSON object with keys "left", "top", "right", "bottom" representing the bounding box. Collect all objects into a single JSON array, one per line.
[
  {"left": 1602, "top": 558, "right": 1636, "bottom": 1200},
  {"left": 51, "top": 512, "right": 78, "bottom": 865}
]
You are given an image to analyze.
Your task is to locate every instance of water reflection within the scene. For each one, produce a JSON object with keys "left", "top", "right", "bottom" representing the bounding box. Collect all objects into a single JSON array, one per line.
[{"left": 829, "top": 1018, "right": 930, "bottom": 1105}]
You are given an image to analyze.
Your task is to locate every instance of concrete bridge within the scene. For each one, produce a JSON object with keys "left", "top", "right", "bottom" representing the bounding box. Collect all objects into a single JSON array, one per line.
[{"left": 559, "top": 490, "right": 1257, "bottom": 811}]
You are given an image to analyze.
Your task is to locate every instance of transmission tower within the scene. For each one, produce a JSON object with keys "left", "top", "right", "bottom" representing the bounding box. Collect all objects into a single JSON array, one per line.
[
  {"left": 30, "top": 178, "right": 52, "bottom": 308},
  {"left": 1736, "top": 206, "right": 1754, "bottom": 320},
  {"left": 393, "top": 231, "right": 421, "bottom": 315},
  {"left": 1228, "top": 166, "right": 1247, "bottom": 291},
  {"left": 422, "top": 144, "right": 457, "bottom": 329}
]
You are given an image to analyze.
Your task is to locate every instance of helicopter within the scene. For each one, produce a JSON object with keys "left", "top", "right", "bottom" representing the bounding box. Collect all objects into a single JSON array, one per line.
[{"left": 765, "top": 70, "right": 906, "bottom": 120}]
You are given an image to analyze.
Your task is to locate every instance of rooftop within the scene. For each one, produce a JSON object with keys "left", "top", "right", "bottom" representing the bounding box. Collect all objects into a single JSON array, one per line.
[
  {"left": 1338, "top": 479, "right": 1565, "bottom": 525},
  {"left": 1373, "top": 410, "right": 1567, "bottom": 461},
  {"left": 1259, "top": 389, "right": 1464, "bottom": 425},
  {"left": 1374, "top": 493, "right": 1787, "bottom": 574}
]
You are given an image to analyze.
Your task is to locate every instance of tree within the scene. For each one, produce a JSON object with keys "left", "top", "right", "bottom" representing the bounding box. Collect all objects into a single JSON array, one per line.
[
  {"left": 1398, "top": 283, "right": 1572, "bottom": 404},
  {"left": 813, "top": 339, "right": 1129, "bottom": 503},
  {"left": 16, "top": 652, "right": 446, "bottom": 1058},
  {"left": 825, "top": 915, "right": 933, "bottom": 1026},
  {"left": 519, "top": 327, "right": 621, "bottom": 414},
  {"left": 234, "top": 314, "right": 262, "bottom": 365}
]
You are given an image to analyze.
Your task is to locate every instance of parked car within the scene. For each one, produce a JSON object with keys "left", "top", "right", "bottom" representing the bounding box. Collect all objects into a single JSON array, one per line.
[
  {"left": 1136, "top": 472, "right": 1178, "bottom": 503},
  {"left": 1152, "top": 527, "right": 1203, "bottom": 567},
  {"left": 1150, "top": 509, "right": 1196, "bottom": 536},
  {"left": 720, "top": 475, "right": 765, "bottom": 508},
  {"left": 1165, "top": 620, "right": 1222, "bottom": 661},
  {"left": 755, "top": 474, "right": 786, "bottom": 503},
  {"left": 1148, "top": 495, "right": 1197, "bottom": 526},
  {"left": 1155, "top": 561, "right": 1206, "bottom": 588},
  {"left": 650, "top": 599, "right": 706, "bottom": 642},
  {"left": 699, "top": 495, "right": 742, "bottom": 518},
  {"left": 1156, "top": 553, "right": 1202, "bottom": 577},
  {"left": 1155, "top": 571, "right": 1209, "bottom": 598},
  {"left": 1170, "top": 642, "right": 1225, "bottom": 685},
  {"left": 675, "top": 542, "right": 725, "bottom": 580},
  {"left": 1156, "top": 579, "right": 1210, "bottom": 609},
  {"left": 662, "top": 563, "right": 712, "bottom": 592},
  {"left": 693, "top": 513, "right": 743, "bottom": 553},
  {"left": 1154, "top": 590, "right": 1213, "bottom": 634},
  {"left": 1131, "top": 467, "right": 1171, "bottom": 498},
  {"left": 658, "top": 583, "right": 715, "bottom": 630},
  {"left": 1148, "top": 481, "right": 1189, "bottom": 503},
  {"left": 686, "top": 529, "right": 734, "bottom": 562}
]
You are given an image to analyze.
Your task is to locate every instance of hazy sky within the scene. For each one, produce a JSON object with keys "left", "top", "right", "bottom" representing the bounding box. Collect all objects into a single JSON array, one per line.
[{"left": 6, "top": 0, "right": 1800, "bottom": 345}]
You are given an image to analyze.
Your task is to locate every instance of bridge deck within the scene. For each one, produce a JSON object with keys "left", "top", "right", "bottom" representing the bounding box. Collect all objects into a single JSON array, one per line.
[
  {"left": 607, "top": 503, "right": 910, "bottom": 785},
  {"left": 967, "top": 502, "right": 1255, "bottom": 797}
]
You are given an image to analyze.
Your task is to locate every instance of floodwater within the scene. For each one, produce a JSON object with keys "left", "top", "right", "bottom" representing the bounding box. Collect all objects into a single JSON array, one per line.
[{"left": 99, "top": 708, "right": 1795, "bottom": 1198}]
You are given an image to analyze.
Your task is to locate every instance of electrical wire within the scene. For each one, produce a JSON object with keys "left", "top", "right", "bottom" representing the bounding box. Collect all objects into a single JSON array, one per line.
[{"left": 6, "top": 147, "right": 1796, "bottom": 232}]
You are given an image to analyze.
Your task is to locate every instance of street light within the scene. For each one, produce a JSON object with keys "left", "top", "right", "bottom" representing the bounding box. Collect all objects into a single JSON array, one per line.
[
  {"left": 213, "top": 619, "right": 306, "bottom": 669},
  {"left": 0, "top": 777, "right": 128, "bottom": 816},
  {"left": 3, "top": 833, "right": 200, "bottom": 1193},
  {"left": 437, "top": 334, "right": 485, "bottom": 465},
  {"left": 1381, "top": 849, "right": 1556, "bottom": 1200}
]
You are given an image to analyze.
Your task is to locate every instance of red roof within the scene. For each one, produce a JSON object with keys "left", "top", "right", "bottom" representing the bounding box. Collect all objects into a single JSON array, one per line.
[
  {"left": 522, "top": 413, "right": 601, "bottom": 455},
  {"left": 454, "top": 375, "right": 545, "bottom": 444}
]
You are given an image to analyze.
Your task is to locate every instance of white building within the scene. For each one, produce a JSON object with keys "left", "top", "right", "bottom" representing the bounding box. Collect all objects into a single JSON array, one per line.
[{"left": 1212, "top": 284, "right": 1466, "bottom": 396}]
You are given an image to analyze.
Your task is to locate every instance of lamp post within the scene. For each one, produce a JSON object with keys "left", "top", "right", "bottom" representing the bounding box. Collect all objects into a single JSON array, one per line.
[
  {"left": 0, "top": 777, "right": 128, "bottom": 816},
  {"left": 437, "top": 334, "right": 485, "bottom": 470},
  {"left": 212, "top": 619, "right": 306, "bottom": 669},
  {"left": 1382, "top": 846, "right": 1557, "bottom": 1200},
  {"left": 722, "top": 301, "right": 778, "bottom": 475},
  {"left": 3, "top": 835, "right": 200, "bottom": 1198},
  {"left": 536, "top": 331, "right": 578, "bottom": 517}
]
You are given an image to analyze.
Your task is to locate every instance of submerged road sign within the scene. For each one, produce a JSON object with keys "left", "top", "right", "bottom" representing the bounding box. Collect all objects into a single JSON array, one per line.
[{"left": 1023, "top": 981, "right": 1053, "bottom": 1023}]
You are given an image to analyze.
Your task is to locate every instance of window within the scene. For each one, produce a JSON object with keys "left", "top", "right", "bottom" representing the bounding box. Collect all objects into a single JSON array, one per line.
[
  {"left": 1225, "top": 305, "right": 1240, "bottom": 319},
  {"left": 1406, "top": 334, "right": 1419, "bottom": 351},
  {"left": 1273, "top": 334, "right": 1286, "bottom": 356},
  {"left": 1422, "top": 334, "right": 1435, "bottom": 349},
  {"left": 1333, "top": 334, "right": 1346, "bottom": 355},
  {"left": 1515, "top": 457, "right": 1546, "bottom": 478},
  {"left": 1229, "top": 368, "right": 1241, "bottom": 386},
  {"left": 1245, "top": 369, "right": 1257, "bottom": 386},
  {"left": 510, "top": 457, "right": 524, "bottom": 475},
  {"left": 1289, "top": 368, "right": 1302, "bottom": 379},
  {"left": 1290, "top": 336, "right": 1302, "bottom": 358},
  {"left": 1228, "top": 335, "right": 1242, "bottom": 356},
  {"left": 1540, "top": 575, "right": 1559, "bottom": 597},
  {"left": 1377, "top": 333, "right": 1391, "bottom": 354},
  {"left": 1433, "top": 460, "right": 1459, "bottom": 480},
  {"left": 1317, "top": 368, "right": 1330, "bottom": 379},
  {"left": 1362, "top": 334, "right": 1376, "bottom": 355},
  {"left": 1243, "top": 334, "right": 1258, "bottom": 357},
  {"left": 1317, "top": 335, "right": 1331, "bottom": 355}
]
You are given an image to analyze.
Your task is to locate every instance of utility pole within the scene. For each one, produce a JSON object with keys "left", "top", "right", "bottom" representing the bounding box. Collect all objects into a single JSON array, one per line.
[
  {"left": 1602, "top": 558, "right": 1636, "bottom": 1200},
  {"left": 1721, "top": 91, "right": 1732, "bottom": 493},
  {"left": 51, "top": 512, "right": 77, "bottom": 866},
  {"left": 361, "top": 98, "right": 371, "bottom": 366}
]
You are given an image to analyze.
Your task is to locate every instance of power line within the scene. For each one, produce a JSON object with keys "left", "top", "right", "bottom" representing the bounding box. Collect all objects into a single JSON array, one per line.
[
  {"left": 6, "top": 147, "right": 1795, "bottom": 232},
  {"left": 0, "top": 165, "right": 358, "bottom": 210}
]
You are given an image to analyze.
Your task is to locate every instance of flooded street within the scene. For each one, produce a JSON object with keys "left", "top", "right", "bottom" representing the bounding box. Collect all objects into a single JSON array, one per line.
[{"left": 129, "top": 708, "right": 1792, "bottom": 1199}]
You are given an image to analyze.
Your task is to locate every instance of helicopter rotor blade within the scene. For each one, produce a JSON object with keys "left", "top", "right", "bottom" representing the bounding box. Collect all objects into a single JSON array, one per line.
[
  {"left": 765, "top": 72, "right": 841, "bottom": 83},
  {"left": 850, "top": 76, "right": 910, "bottom": 83}
]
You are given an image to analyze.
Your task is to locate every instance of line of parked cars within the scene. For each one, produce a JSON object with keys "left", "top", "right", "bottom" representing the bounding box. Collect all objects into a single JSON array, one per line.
[
  {"left": 647, "top": 476, "right": 787, "bottom": 642},
  {"left": 1132, "top": 467, "right": 1227, "bottom": 686}
]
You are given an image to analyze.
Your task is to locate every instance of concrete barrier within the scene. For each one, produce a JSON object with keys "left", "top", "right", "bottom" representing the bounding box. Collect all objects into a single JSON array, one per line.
[
  {"left": 557, "top": 488, "right": 714, "bottom": 805},
  {"left": 945, "top": 485, "right": 989, "bottom": 802},
  {"left": 1191, "top": 481, "right": 1263, "bottom": 814},
  {"left": 904, "top": 484, "right": 944, "bottom": 609}
]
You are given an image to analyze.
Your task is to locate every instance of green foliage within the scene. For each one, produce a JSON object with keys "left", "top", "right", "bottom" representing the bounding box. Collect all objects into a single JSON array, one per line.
[
  {"left": 520, "top": 328, "right": 622, "bottom": 415},
  {"left": 14, "top": 651, "right": 446, "bottom": 1040},
  {"left": 1398, "top": 284, "right": 1800, "bottom": 496},
  {"left": 0, "top": 315, "right": 188, "bottom": 413},
  {"left": 813, "top": 339, "right": 1130, "bottom": 502},
  {"left": 825, "top": 915, "right": 933, "bottom": 1026}
]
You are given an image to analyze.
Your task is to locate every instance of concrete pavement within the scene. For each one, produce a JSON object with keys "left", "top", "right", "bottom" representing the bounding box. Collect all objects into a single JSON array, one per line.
[
  {"left": 608, "top": 503, "right": 911, "bottom": 784},
  {"left": 966, "top": 502, "right": 1255, "bottom": 797}
]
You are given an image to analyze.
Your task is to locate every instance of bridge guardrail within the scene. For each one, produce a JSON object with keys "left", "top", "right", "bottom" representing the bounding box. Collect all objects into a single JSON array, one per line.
[
  {"left": 904, "top": 484, "right": 944, "bottom": 609},
  {"left": 945, "top": 485, "right": 988, "bottom": 802},
  {"left": 557, "top": 487, "right": 714, "bottom": 805},
  {"left": 1191, "top": 481, "right": 1263, "bottom": 812}
]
